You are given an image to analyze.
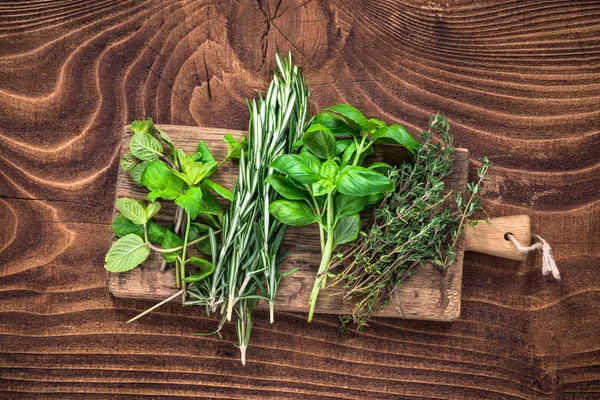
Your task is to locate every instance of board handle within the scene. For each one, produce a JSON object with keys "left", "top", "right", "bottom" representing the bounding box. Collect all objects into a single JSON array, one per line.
[{"left": 463, "top": 215, "right": 531, "bottom": 261}]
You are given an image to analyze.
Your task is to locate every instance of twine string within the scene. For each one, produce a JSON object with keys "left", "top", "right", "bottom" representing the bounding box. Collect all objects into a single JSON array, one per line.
[{"left": 506, "top": 233, "right": 561, "bottom": 280}]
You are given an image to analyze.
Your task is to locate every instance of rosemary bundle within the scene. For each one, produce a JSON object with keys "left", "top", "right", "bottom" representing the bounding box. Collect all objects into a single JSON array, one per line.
[
  {"left": 186, "top": 52, "right": 309, "bottom": 363},
  {"left": 331, "top": 114, "right": 491, "bottom": 330}
]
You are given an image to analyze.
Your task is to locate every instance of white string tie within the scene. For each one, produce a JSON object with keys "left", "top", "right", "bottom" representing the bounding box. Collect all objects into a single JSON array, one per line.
[{"left": 506, "top": 233, "right": 561, "bottom": 280}]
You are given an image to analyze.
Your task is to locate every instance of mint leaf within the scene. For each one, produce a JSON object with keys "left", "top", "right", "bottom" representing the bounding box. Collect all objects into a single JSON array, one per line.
[
  {"left": 130, "top": 161, "right": 149, "bottom": 185},
  {"left": 131, "top": 118, "right": 153, "bottom": 135},
  {"left": 203, "top": 179, "right": 234, "bottom": 201},
  {"left": 116, "top": 198, "right": 148, "bottom": 225},
  {"left": 196, "top": 141, "right": 216, "bottom": 163},
  {"left": 155, "top": 126, "right": 176, "bottom": 157},
  {"left": 130, "top": 132, "right": 163, "bottom": 161},
  {"left": 145, "top": 202, "right": 161, "bottom": 220},
  {"left": 141, "top": 160, "right": 183, "bottom": 200},
  {"left": 182, "top": 257, "right": 215, "bottom": 283},
  {"left": 223, "top": 134, "right": 246, "bottom": 159},
  {"left": 161, "top": 230, "right": 183, "bottom": 262},
  {"left": 104, "top": 234, "right": 150, "bottom": 272},
  {"left": 197, "top": 189, "right": 224, "bottom": 216},
  {"left": 120, "top": 154, "right": 138, "bottom": 171},
  {"left": 189, "top": 222, "right": 212, "bottom": 255},
  {"left": 175, "top": 187, "right": 203, "bottom": 219}
]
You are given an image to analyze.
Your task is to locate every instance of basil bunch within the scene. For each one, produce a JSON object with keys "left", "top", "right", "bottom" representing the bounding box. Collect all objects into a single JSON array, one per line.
[{"left": 267, "top": 104, "right": 419, "bottom": 321}]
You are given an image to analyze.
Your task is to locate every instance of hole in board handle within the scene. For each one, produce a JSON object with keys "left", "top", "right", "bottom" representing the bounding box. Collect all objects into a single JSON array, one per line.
[{"left": 504, "top": 232, "right": 513, "bottom": 241}]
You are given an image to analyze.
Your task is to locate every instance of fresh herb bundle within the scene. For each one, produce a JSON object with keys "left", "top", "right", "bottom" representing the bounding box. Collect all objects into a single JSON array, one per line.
[
  {"left": 105, "top": 118, "right": 244, "bottom": 298},
  {"left": 267, "top": 105, "right": 419, "bottom": 322},
  {"left": 185, "top": 52, "right": 309, "bottom": 364},
  {"left": 330, "top": 113, "right": 491, "bottom": 330}
]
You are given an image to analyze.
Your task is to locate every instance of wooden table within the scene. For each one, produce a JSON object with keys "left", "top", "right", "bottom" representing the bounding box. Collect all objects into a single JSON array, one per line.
[{"left": 1, "top": 1, "right": 598, "bottom": 398}]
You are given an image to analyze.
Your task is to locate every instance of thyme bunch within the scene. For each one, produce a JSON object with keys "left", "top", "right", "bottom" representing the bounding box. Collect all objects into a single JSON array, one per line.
[{"left": 331, "top": 114, "right": 491, "bottom": 330}]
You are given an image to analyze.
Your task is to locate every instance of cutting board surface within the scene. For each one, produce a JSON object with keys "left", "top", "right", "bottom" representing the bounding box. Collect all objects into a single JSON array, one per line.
[{"left": 107, "top": 125, "right": 469, "bottom": 321}]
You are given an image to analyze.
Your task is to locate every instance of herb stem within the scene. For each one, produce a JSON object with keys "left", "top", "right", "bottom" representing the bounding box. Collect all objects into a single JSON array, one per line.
[
  {"left": 145, "top": 232, "right": 218, "bottom": 253},
  {"left": 126, "top": 289, "right": 184, "bottom": 324},
  {"left": 180, "top": 213, "right": 192, "bottom": 299}
]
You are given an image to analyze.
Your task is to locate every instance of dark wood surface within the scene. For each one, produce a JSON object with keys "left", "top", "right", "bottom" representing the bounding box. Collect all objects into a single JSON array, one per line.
[{"left": 1, "top": 1, "right": 599, "bottom": 398}]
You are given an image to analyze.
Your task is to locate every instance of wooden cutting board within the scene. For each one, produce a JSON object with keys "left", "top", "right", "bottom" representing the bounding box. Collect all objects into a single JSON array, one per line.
[{"left": 107, "top": 125, "right": 531, "bottom": 321}]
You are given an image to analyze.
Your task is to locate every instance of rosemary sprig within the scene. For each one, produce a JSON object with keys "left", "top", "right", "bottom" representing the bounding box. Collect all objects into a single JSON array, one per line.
[
  {"left": 331, "top": 113, "right": 491, "bottom": 331},
  {"left": 185, "top": 52, "right": 309, "bottom": 364}
]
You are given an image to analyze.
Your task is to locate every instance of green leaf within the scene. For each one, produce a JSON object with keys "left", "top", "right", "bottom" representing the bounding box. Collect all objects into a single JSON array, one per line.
[
  {"left": 319, "top": 160, "right": 339, "bottom": 181},
  {"left": 189, "top": 222, "right": 212, "bottom": 255},
  {"left": 365, "top": 192, "right": 384, "bottom": 207},
  {"left": 303, "top": 124, "right": 337, "bottom": 160},
  {"left": 368, "top": 161, "right": 394, "bottom": 174},
  {"left": 116, "top": 198, "right": 148, "bottom": 225},
  {"left": 112, "top": 216, "right": 166, "bottom": 244},
  {"left": 313, "top": 112, "right": 358, "bottom": 137},
  {"left": 155, "top": 126, "right": 176, "bottom": 157},
  {"left": 104, "top": 234, "right": 150, "bottom": 273},
  {"left": 130, "top": 132, "right": 163, "bottom": 161},
  {"left": 223, "top": 134, "right": 246, "bottom": 159},
  {"left": 340, "top": 141, "right": 356, "bottom": 168},
  {"left": 195, "top": 141, "right": 216, "bottom": 163},
  {"left": 141, "top": 160, "right": 183, "bottom": 201},
  {"left": 270, "top": 154, "right": 319, "bottom": 184},
  {"left": 269, "top": 200, "right": 319, "bottom": 226},
  {"left": 333, "top": 214, "right": 360, "bottom": 245},
  {"left": 312, "top": 179, "right": 335, "bottom": 196},
  {"left": 336, "top": 166, "right": 394, "bottom": 196},
  {"left": 182, "top": 257, "right": 215, "bottom": 283},
  {"left": 335, "top": 194, "right": 368, "bottom": 218},
  {"left": 197, "top": 189, "right": 224, "bottom": 216},
  {"left": 203, "top": 179, "right": 234, "bottom": 201},
  {"left": 131, "top": 118, "right": 153, "bottom": 135},
  {"left": 145, "top": 202, "right": 161, "bottom": 220},
  {"left": 265, "top": 175, "right": 307, "bottom": 201},
  {"left": 334, "top": 138, "right": 353, "bottom": 155},
  {"left": 120, "top": 154, "right": 138, "bottom": 171},
  {"left": 175, "top": 187, "right": 203, "bottom": 220},
  {"left": 161, "top": 230, "right": 183, "bottom": 262},
  {"left": 299, "top": 148, "right": 322, "bottom": 176},
  {"left": 372, "top": 124, "right": 420, "bottom": 156},
  {"left": 130, "top": 161, "right": 149, "bottom": 186},
  {"left": 367, "top": 118, "right": 386, "bottom": 132},
  {"left": 325, "top": 104, "right": 369, "bottom": 132},
  {"left": 175, "top": 150, "right": 219, "bottom": 186}
]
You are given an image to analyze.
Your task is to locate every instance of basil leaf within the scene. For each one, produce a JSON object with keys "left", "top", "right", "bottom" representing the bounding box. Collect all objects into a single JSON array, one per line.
[
  {"left": 182, "top": 257, "right": 215, "bottom": 283},
  {"left": 175, "top": 187, "right": 203, "bottom": 220},
  {"left": 269, "top": 200, "right": 318, "bottom": 226},
  {"left": 313, "top": 112, "right": 358, "bottom": 137},
  {"left": 299, "top": 148, "right": 322, "bottom": 176},
  {"left": 372, "top": 124, "right": 420, "bottom": 156},
  {"left": 334, "top": 138, "right": 353, "bottom": 155},
  {"left": 336, "top": 166, "right": 394, "bottom": 196},
  {"left": 335, "top": 194, "right": 368, "bottom": 218},
  {"left": 120, "top": 154, "right": 138, "bottom": 171},
  {"left": 303, "top": 124, "right": 336, "bottom": 160},
  {"left": 333, "top": 214, "right": 360, "bottom": 245},
  {"left": 104, "top": 234, "right": 150, "bottom": 272},
  {"left": 265, "top": 175, "right": 306, "bottom": 201},
  {"left": 319, "top": 160, "right": 339, "bottom": 181},
  {"left": 116, "top": 198, "right": 148, "bottom": 225},
  {"left": 203, "top": 179, "right": 234, "bottom": 201},
  {"left": 368, "top": 162, "right": 394, "bottom": 175},
  {"left": 312, "top": 179, "right": 335, "bottom": 196},
  {"left": 325, "top": 104, "right": 369, "bottom": 132},
  {"left": 130, "top": 118, "right": 153, "bottom": 135},
  {"left": 161, "top": 229, "right": 183, "bottom": 262},
  {"left": 367, "top": 118, "right": 386, "bottom": 132},
  {"left": 130, "top": 132, "right": 163, "bottom": 161},
  {"left": 340, "top": 141, "right": 356, "bottom": 168},
  {"left": 270, "top": 154, "right": 319, "bottom": 184},
  {"left": 365, "top": 192, "right": 384, "bottom": 207}
]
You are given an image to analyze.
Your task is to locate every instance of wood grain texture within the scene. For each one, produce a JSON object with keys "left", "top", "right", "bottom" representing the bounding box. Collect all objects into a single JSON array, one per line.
[
  {"left": 108, "top": 125, "right": 471, "bottom": 321},
  {"left": 1, "top": 0, "right": 599, "bottom": 399}
]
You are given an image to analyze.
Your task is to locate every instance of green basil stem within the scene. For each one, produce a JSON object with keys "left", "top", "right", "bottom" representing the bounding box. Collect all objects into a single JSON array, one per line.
[{"left": 307, "top": 192, "right": 334, "bottom": 322}]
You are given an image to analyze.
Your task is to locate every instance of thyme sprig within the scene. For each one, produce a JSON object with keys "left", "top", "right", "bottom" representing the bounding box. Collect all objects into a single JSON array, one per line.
[{"left": 331, "top": 114, "right": 491, "bottom": 330}]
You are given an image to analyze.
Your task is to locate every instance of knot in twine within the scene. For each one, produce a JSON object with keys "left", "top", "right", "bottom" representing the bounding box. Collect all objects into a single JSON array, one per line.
[{"left": 506, "top": 233, "right": 561, "bottom": 280}]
